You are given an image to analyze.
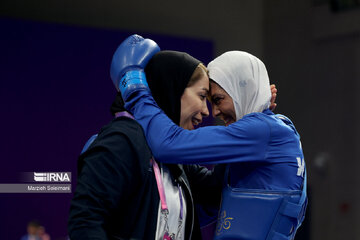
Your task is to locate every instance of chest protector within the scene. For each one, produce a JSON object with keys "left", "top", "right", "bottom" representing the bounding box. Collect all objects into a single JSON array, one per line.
[{"left": 214, "top": 166, "right": 307, "bottom": 240}]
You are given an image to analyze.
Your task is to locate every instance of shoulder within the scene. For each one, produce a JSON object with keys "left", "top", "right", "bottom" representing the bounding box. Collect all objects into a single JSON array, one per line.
[
  {"left": 229, "top": 112, "right": 271, "bottom": 139},
  {"left": 241, "top": 110, "right": 297, "bottom": 131},
  {"left": 99, "top": 117, "right": 145, "bottom": 137},
  {"left": 91, "top": 117, "right": 148, "bottom": 149},
  {"left": 79, "top": 117, "right": 152, "bottom": 171}
]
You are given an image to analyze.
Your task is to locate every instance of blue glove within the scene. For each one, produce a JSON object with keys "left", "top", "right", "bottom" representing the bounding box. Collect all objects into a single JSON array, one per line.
[{"left": 110, "top": 34, "right": 160, "bottom": 101}]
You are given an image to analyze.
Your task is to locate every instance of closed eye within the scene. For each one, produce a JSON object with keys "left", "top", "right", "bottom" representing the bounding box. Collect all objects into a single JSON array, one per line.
[{"left": 212, "top": 96, "right": 223, "bottom": 105}]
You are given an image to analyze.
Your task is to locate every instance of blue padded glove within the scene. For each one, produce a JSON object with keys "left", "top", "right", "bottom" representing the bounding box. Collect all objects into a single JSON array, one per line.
[{"left": 110, "top": 34, "right": 160, "bottom": 101}]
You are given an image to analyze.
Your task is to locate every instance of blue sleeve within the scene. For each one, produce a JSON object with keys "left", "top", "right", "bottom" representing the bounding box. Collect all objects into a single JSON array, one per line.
[
  {"left": 80, "top": 134, "right": 98, "bottom": 154},
  {"left": 126, "top": 92, "right": 270, "bottom": 164}
]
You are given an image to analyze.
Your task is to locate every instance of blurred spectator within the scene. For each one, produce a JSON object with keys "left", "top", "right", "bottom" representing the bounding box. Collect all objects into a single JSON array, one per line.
[
  {"left": 37, "top": 226, "right": 51, "bottom": 240},
  {"left": 20, "top": 220, "right": 40, "bottom": 240},
  {"left": 20, "top": 220, "right": 51, "bottom": 240}
]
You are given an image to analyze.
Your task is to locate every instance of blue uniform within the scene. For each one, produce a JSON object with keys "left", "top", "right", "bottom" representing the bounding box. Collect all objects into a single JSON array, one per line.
[
  {"left": 126, "top": 92, "right": 307, "bottom": 239},
  {"left": 128, "top": 93, "right": 304, "bottom": 188}
]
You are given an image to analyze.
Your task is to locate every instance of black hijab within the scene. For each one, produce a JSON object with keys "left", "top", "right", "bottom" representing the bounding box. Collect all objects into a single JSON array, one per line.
[{"left": 111, "top": 50, "right": 201, "bottom": 125}]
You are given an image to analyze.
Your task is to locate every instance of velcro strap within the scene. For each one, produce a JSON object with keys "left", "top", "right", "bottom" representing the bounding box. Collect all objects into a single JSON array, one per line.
[
  {"left": 282, "top": 201, "right": 302, "bottom": 219},
  {"left": 119, "top": 70, "right": 147, "bottom": 96},
  {"left": 271, "top": 231, "right": 289, "bottom": 240}
]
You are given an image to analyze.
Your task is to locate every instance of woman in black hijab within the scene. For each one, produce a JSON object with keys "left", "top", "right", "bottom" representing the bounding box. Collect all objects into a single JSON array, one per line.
[
  {"left": 112, "top": 50, "right": 210, "bottom": 128},
  {"left": 146, "top": 50, "right": 204, "bottom": 124},
  {"left": 69, "top": 51, "right": 222, "bottom": 240}
]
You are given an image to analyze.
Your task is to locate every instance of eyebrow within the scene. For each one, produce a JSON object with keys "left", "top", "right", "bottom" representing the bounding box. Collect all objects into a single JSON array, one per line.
[
  {"left": 211, "top": 94, "right": 224, "bottom": 99},
  {"left": 202, "top": 88, "right": 209, "bottom": 95}
]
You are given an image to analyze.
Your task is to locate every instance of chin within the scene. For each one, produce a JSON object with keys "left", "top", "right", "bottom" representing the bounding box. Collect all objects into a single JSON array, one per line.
[
  {"left": 188, "top": 123, "right": 196, "bottom": 130},
  {"left": 181, "top": 123, "right": 194, "bottom": 130}
]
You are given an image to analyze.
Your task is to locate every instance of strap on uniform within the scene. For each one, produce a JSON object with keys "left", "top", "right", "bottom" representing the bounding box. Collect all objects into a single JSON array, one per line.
[{"left": 267, "top": 170, "right": 307, "bottom": 240}]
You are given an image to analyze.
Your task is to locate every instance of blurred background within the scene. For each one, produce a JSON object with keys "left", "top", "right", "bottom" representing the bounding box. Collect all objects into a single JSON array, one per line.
[{"left": 0, "top": 0, "right": 359, "bottom": 239}]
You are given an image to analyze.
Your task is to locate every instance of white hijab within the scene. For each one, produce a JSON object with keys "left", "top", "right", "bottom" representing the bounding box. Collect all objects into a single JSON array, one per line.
[{"left": 207, "top": 51, "right": 271, "bottom": 120}]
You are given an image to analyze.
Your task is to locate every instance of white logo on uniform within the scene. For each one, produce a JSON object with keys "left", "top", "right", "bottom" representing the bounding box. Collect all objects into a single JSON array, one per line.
[{"left": 296, "top": 157, "right": 305, "bottom": 177}]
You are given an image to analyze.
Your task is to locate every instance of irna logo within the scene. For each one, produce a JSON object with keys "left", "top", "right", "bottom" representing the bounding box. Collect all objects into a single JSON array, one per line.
[{"left": 34, "top": 172, "right": 71, "bottom": 182}]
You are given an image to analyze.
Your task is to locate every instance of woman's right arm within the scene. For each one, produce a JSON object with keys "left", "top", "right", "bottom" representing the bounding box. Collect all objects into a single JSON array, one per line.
[{"left": 126, "top": 92, "right": 270, "bottom": 165}]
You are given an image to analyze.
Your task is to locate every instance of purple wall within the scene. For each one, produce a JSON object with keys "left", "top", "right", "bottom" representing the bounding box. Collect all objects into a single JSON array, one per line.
[{"left": 0, "top": 18, "right": 213, "bottom": 240}]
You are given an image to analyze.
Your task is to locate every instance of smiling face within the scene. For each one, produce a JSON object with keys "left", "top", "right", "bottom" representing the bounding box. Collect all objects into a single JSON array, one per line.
[
  {"left": 210, "top": 80, "right": 236, "bottom": 126},
  {"left": 180, "top": 65, "right": 210, "bottom": 130}
]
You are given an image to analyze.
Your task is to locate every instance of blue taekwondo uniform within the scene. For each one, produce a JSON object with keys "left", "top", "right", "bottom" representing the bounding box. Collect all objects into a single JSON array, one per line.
[{"left": 126, "top": 93, "right": 307, "bottom": 240}]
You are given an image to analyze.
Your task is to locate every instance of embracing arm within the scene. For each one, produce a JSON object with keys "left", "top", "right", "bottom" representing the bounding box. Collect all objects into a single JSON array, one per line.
[
  {"left": 126, "top": 92, "right": 270, "bottom": 165},
  {"left": 109, "top": 34, "right": 269, "bottom": 165}
]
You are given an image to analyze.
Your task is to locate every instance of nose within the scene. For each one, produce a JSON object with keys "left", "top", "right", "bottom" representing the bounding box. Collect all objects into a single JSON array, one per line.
[
  {"left": 212, "top": 104, "right": 220, "bottom": 118},
  {"left": 201, "top": 101, "right": 209, "bottom": 117}
]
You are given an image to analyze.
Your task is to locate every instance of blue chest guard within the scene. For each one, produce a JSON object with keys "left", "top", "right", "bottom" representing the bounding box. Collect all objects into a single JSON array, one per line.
[{"left": 214, "top": 166, "right": 307, "bottom": 240}]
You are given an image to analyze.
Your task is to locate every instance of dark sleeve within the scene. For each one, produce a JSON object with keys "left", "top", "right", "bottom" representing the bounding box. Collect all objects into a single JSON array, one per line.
[
  {"left": 68, "top": 130, "right": 140, "bottom": 240},
  {"left": 183, "top": 164, "right": 226, "bottom": 206}
]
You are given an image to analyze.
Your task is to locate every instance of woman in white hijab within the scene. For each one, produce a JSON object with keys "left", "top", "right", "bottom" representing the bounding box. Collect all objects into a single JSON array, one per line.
[
  {"left": 118, "top": 50, "right": 307, "bottom": 240},
  {"left": 208, "top": 51, "right": 272, "bottom": 124}
]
